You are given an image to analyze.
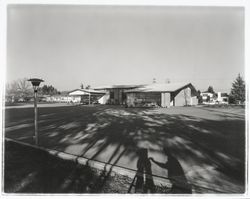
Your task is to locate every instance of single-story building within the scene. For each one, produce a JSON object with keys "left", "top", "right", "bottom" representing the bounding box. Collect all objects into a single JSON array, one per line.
[
  {"left": 68, "top": 89, "right": 106, "bottom": 104},
  {"left": 93, "top": 82, "right": 198, "bottom": 107},
  {"left": 124, "top": 82, "right": 198, "bottom": 107}
]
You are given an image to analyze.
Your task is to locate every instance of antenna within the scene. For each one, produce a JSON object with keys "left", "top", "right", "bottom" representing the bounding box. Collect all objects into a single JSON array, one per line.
[{"left": 165, "top": 78, "right": 171, "bottom": 84}]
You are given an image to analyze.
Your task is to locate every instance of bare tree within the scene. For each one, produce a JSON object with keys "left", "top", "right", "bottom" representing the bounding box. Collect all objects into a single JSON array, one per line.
[
  {"left": 17, "top": 78, "right": 32, "bottom": 96},
  {"left": 6, "top": 78, "right": 33, "bottom": 101}
]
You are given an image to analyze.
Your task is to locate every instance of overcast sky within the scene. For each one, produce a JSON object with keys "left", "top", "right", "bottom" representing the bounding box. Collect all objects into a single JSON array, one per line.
[{"left": 7, "top": 5, "right": 244, "bottom": 92}]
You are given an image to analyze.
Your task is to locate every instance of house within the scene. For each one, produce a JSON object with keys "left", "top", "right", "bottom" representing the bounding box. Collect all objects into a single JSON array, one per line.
[
  {"left": 124, "top": 82, "right": 198, "bottom": 107},
  {"left": 68, "top": 89, "right": 106, "bottom": 104},
  {"left": 200, "top": 91, "right": 229, "bottom": 104},
  {"left": 200, "top": 92, "right": 214, "bottom": 103},
  {"left": 215, "top": 92, "right": 229, "bottom": 104}
]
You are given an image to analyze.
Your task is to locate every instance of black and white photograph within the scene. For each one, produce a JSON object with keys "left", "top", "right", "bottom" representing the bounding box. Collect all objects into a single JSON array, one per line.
[{"left": 1, "top": 0, "right": 249, "bottom": 197}]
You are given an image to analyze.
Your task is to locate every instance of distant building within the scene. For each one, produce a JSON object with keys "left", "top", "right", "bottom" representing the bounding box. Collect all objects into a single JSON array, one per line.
[
  {"left": 200, "top": 91, "right": 229, "bottom": 104},
  {"left": 68, "top": 89, "right": 106, "bottom": 104},
  {"left": 45, "top": 95, "right": 74, "bottom": 103},
  {"left": 200, "top": 92, "right": 214, "bottom": 103},
  {"left": 215, "top": 92, "right": 229, "bottom": 104}
]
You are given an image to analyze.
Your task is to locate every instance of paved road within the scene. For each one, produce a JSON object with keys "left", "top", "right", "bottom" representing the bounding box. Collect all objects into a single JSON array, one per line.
[{"left": 4, "top": 105, "right": 245, "bottom": 193}]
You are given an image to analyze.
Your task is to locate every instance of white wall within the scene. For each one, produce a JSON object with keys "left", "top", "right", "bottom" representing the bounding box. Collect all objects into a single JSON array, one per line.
[{"left": 98, "top": 93, "right": 110, "bottom": 104}]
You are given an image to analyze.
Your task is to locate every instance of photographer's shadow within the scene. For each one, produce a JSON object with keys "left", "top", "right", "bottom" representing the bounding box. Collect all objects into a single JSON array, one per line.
[
  {"left": 149, "top": 148, "right": 192, "bottom": 194},
  {"left": 129, "top": 148, "right": 156, "bottom": 193}
]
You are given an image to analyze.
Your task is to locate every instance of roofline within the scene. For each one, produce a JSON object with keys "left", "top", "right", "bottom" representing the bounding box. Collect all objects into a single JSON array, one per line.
[
  {"left": 125, "top": 82, "right": 197, "bottom": 93},
  {"left": 68, "top": 89, "right": 106, "bottom": 95},
  {"left": 174, "top": 83, "right": 197, "bottom": 93},
  {"left": 94, "top": 84, "right": 144, "bottom": 90}
]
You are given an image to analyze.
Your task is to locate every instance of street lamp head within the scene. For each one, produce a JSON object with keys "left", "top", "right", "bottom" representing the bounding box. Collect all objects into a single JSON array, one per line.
[{"left": 28, "top": 78, "right": 44, "bottom": 91}]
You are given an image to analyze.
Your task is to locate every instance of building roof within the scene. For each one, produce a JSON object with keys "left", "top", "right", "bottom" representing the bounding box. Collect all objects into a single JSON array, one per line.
[
  {"left": 94, "top": 84, "right": 143, "bottom": 90},
  {"left": 125, "top": 82, "right": 196, "bottom": 93},
  {"left": 68, "top": 89, "right": 106, "bottom": 96},
  {"left": 201, "top": 91, "right": 214, "bottom": 94}
]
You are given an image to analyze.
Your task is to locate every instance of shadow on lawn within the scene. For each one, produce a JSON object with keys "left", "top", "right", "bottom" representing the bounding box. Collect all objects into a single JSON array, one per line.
[
  {"left": 4, "top": 141, "right": 131, "bottom": 193},
  {"left": 5, "top": 105, "right": 245, "bottom": 193}
]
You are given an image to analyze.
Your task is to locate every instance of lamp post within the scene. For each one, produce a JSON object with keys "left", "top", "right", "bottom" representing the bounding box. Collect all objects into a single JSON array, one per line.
[
  {"left": 89, "top": 92, "right": 91, "bottom": 105},
  {"left": 28, "top": 78, "right": 44, "bottom": 145}
]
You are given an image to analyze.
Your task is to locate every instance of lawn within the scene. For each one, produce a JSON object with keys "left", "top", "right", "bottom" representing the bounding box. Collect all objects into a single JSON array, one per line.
[{"left": 4, "top": 104, "right": 246, "bottom": 193}]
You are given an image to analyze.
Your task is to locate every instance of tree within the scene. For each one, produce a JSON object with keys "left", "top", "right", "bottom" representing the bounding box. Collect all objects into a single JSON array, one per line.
[
  {"left": 197, "top": 90, "right": 203, "bottom": 104},
  {"left": 206, "top": 95, "right": 211, "bottom": 102},
  {"left": 207, "top": 86, "right": 215, "bottom": 94},
  {"left": 39, "top": 85, "right": 60, "bottom": 95},
  {"left": 6, "top": 78, "right": 33, "bottom": 102},
  {"left": 229, "top": 74, "right": 245, "bottom": 104}
]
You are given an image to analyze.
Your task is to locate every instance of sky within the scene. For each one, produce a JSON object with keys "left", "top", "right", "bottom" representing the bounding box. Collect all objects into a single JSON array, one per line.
[{"left": 7, "top": 5, "right": 244, "bottom": 92}]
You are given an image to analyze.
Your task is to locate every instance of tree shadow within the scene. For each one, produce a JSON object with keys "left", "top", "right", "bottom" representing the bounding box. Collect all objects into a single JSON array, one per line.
[
  {"left": 5, "top": 105, "right": 246, "bottom": 193},
  {"left": 4, "top": 140, "right": 133, "bottom": 193}
]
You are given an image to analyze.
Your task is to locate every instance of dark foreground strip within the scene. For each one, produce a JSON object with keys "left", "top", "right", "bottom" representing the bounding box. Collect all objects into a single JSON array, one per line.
[
  {"left": 5, "top": 138, "right": 171, "bottom": 185},
  {"left": 5, "top": 138, "right": 228, "bottom": 193}
]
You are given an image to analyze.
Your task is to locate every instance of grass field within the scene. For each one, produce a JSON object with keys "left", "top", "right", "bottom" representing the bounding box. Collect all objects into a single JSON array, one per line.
[{"left": 4, "top": 104, "right": 246, "bottom": 193}]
